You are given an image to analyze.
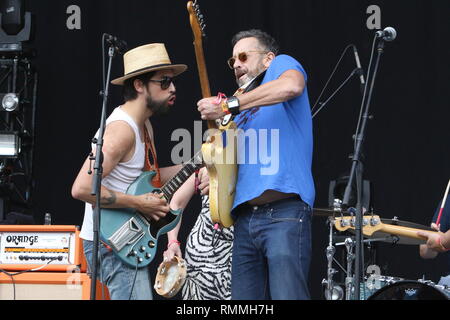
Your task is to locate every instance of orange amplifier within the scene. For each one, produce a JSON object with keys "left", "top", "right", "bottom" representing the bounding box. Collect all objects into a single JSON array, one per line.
[{"left": 0, "top": 225, "right": 86, "bottom": 272}]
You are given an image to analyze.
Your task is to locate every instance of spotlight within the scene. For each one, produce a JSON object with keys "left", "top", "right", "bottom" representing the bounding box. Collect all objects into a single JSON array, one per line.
[
  {"left": 0, "top": 131, "right": 20, "bottom": 157},
  {"left": 1, "top": 93, "right": 19, "bottom": 111}
]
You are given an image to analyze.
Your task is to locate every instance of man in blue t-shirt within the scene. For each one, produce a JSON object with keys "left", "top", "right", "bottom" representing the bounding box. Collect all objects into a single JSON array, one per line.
[
  {"left": 419, "top": 197, "right": 450, "bottom": 286},
  {"left": 197, "top": 29, "right": 315, "bottom": 300}
]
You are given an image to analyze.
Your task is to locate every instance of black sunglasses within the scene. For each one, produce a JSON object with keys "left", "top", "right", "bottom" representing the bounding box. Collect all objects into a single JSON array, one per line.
[
  {"left": 227, "top": 51, "right": 267, "bottom": 69},
  {"left": 148, "top": 76, "right": 174, "bottom": 90}
]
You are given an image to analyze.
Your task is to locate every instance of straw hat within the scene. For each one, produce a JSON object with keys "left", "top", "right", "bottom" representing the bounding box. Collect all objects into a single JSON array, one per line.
[{"left": 111, "top": 43, "right": 187, "bottom": 85}]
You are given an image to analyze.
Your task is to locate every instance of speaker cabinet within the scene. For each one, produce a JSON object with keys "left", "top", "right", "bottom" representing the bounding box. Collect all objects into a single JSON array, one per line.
[{"left": 0, "top": 272, "right": 109, "bottom": 300}]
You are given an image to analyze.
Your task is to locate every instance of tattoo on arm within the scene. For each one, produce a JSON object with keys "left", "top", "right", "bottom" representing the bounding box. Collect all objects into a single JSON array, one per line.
[{"left": 101, "top": 190, "right": 117, "bottom": 206}]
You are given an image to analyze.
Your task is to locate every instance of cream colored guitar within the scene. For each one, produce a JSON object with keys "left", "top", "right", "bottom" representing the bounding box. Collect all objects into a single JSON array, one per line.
[
  {"left": 187, "top": 1, "right": 237, "bottom": 227},
  {"left": 334, "top": 215, "right": 439, "bottom": 245}
]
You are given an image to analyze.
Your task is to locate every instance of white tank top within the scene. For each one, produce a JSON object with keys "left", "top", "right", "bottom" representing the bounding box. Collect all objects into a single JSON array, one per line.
[{"left": 79, "top": 106, "right": 154, "bottom": 240}]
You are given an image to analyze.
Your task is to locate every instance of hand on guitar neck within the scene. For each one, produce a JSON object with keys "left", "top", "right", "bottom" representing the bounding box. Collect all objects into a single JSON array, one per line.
[{"left": 417, "top": 223, "right": 450, "bottom": 253}]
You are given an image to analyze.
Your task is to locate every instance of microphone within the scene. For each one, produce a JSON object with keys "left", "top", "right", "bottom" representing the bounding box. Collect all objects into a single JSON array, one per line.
[
  {"left": 376, "top": 27, "right": 397, "bottom": 42},
  {"left": 352, "top": 45, "right": 365, "bottom": 91},
  {"left": 104, "top": 34, "right": 128, "bottom": 54}
]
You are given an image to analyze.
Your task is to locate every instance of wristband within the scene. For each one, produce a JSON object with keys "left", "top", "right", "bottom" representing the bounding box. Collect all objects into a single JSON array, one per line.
[{"left": 167, "top": 240, "right": 181, "bottom": 249}]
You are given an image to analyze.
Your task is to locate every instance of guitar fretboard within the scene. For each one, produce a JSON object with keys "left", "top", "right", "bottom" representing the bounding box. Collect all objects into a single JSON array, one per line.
[{"left": 160, "top": 152, "right": 203, "bottom": 202}]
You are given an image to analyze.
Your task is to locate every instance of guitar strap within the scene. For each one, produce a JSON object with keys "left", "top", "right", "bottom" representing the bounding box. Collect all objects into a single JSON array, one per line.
[
  {"left": 144, "top": 124, "right": 162, "bottom": 188},
  {"left": 241, "top": 70, "right": 266, "bottom": 94}
]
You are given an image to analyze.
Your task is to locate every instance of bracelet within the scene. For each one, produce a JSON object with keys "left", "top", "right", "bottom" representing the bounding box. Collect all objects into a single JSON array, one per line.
[
  {"left": 215, "top": 92, "right": 230, "bottom": 115},
  {"left": 221, "top": 100, "right": 231, "bottom": 115},
  {"left": 167, "top": 240, "right": 181, "bottom": 249},
  {"left": 437, "top": 237, "right": 450, "bottom": 251}
]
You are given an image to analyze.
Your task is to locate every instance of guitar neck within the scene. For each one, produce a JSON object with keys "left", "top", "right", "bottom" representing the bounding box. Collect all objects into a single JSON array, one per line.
[
  {"left": 378, "top": 224, "right": 431, "bottom": 240},
  {"left": 187, "top": 0, "right": 217, "bottom": 130},
  {"left": 160, "top": 152, "right": 203, "bottom": 202}
]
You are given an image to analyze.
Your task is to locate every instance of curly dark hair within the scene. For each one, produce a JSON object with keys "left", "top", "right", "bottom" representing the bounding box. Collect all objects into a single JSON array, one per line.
[{"left": 231, "top": 29, "right": 279, "bottom": 55}]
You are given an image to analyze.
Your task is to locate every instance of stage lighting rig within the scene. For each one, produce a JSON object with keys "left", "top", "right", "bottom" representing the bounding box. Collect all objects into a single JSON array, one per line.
[{"left": 0, "top": 0, "right": 36, "bottom": 221}]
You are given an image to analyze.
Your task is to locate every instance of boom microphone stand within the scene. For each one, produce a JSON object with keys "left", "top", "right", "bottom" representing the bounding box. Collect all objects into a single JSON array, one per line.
[
  {"left": 342, "top": 31, "right": 394, "bottom": 300},
  {"left": 90, "top": 34, "right": 126, "bottom": 299}
]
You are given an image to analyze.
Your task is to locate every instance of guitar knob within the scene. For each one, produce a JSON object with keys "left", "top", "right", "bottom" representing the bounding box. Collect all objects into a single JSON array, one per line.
[
  {"left": 145, "top": 253, "right": 152, "bottom": 259},
  {"left": 128, "top": 250, "right": 137, "bottom": 257},
  {"left": 148, "top": 241, "right": 155, "bottom": 248},
  {"left": 139, "top": 246, "right": 146, "bottom": 252}
]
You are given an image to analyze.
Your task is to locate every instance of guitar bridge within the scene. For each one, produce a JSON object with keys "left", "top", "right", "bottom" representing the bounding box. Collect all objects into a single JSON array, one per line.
[{"left": 108, "top": 217, "right": 144, "bottom": 252}]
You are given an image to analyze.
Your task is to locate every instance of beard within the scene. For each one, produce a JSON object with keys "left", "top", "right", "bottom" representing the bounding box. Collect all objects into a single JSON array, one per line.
[
  {"left": 236, "top": 61, "right": 267, "bottom": 87},
  {"left": 146, "top": 95, "right": 171, "bottom": 116}
]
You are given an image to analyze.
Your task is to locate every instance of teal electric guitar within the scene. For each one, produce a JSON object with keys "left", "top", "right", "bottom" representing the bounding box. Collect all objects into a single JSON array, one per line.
[{"left": 100, "top": 152, "right": 203, "bottom": 268}]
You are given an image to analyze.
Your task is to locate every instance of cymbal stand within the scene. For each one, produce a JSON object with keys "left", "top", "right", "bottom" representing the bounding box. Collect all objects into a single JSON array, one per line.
[
  {"left": 344, "top": 237, "right": 355, "bottom": 300},
  {"left": 322, "top": 216, "right": 344, "bottom": 300}
]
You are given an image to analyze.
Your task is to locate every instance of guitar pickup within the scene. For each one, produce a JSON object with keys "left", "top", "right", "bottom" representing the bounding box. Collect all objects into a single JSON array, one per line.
[{"left": 108, "top": 217, "right": 144, "bottom": 252}]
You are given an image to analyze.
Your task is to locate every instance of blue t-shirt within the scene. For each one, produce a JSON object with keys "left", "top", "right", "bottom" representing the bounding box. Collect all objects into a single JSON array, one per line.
[{"left": 232, "top": 54, "right": 315, "bottom": 210}]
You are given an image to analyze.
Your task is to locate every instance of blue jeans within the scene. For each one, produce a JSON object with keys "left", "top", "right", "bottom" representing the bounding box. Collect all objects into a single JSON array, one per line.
[
  {"left": 231, "top": 198, "right": 312, "bottom": 300},
  {"left": 83, "top": 240, "right": 153, "bottom": 300}
]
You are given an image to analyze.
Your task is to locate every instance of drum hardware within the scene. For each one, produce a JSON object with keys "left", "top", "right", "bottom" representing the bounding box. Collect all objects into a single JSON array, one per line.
[
  {"left": 344, "top": 237, "right": 355, "bottom": 300},
  {"left": 322, "top": 216, "right": 344, "bottom": 300}
]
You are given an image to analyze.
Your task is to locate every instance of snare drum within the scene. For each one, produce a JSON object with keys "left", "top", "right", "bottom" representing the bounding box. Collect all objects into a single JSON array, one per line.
[
  {"left": 154, "top": 256, "right": 187, "bottom": 298},
  {"left": 368, "top": 280, "right": 449, "bottom": 300}
]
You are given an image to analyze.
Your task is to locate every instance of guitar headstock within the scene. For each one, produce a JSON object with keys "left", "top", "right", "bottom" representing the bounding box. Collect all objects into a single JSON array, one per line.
[
  {"left": 334, "top": 215, "right": 383, "bottom": 236},
  {"left": 187, "top": 1, "right": 206, "bottom": 43}
]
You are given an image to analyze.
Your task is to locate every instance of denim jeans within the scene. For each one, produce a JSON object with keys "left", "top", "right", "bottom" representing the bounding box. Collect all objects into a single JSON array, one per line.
[
  {"left": 231, "top": 197, "right": 312, "bottom": 300},
  {"left": 83, "top": 240, "right": 153, "bottom": 300}
]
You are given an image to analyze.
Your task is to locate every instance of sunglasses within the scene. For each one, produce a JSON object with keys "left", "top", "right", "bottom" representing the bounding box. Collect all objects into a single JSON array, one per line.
[
  {"left": 227, "top": 51, "right": 268, "bottom": 69},
  {"left": 148, "top": 76, "right": 174, "bottom": 90}
]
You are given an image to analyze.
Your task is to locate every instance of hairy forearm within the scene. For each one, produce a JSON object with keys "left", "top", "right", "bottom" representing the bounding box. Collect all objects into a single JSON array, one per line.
[
  {"left": 72, "top": 183, "right": 137, "bottom": 210},
  {"left": 238, "top": 71, "right": 304, "bottom": 111}
]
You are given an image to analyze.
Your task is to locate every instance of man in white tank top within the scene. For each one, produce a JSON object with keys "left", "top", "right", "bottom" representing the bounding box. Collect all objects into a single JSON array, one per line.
[{"left": 71, "top": 43, "right": 208, "bottom": 300}]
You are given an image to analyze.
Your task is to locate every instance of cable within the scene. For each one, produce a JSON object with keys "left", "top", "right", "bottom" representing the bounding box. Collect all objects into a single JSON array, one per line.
[
  {"left": 311, "top": 44, "right": 355, "bottom": 116},
  {"left": 128, "top": 259, "right": 139, "bottom": 300},
  {"left": 353, "top": 34, "right": 378, "bottom": 150},
  {"left": 102, "top": 33, "right": 107, "bottom": 93},
  {"left": 0, "top": 259, "right": 56, "bottom": 300}
]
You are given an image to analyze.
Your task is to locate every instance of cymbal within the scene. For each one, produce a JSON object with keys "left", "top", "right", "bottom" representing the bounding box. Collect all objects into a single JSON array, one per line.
[
  {"left": 374, "top": 217, "right": 434, "bottom": 245},
  {"left": 380, "top": 217, "right": 433, "bottom": 231},
  {"left": 313, "top": 208, "right": 343, "bottom": 217}
]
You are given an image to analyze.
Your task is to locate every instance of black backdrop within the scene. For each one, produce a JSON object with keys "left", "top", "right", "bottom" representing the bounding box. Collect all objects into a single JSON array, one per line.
[{"left": 13, "top": 0, "right": 450, "bottom": 299}]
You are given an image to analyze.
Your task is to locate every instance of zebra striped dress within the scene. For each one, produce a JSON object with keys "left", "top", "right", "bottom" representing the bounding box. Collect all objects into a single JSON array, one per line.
[{"left": 181, "top": 195, "right": 234, "bottom": 300}]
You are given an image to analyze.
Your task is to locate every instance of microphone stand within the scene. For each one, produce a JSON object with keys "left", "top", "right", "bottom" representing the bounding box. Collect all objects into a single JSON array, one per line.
[
  {"left": 342, "top": 38, "right": 386, "bottom": 300},
  {"left": 312, "top": 67, "right": 362, "bottom": 119},
  {"left": 90, "top": 44, "right": 118, "bottom": 300}
]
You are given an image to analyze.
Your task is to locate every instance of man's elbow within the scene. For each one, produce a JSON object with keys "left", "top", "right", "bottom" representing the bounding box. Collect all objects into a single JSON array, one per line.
[
  {"left": 71, "top": 182, "right": 86, "bottom": 201},
  {"left": 284, "top": 83, "right": 304, "bottom": 100}
]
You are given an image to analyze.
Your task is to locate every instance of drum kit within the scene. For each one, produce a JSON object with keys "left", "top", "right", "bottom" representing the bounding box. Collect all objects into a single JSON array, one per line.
[{"left": 317, "top": 199, "right": 450, "bottom": 300}]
